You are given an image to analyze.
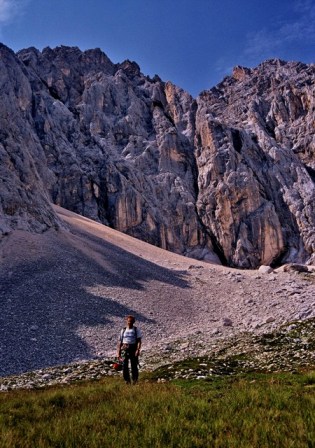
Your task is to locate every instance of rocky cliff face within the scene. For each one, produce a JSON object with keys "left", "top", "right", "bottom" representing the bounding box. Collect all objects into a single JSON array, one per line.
[
  {"left": 0, "top": 44, "right": 314, "bottom": 268},
  {"left": 0, "top": 44, "right": 58, "bottom": 236},
  {"left": 195, "top": 60, "right": 315, "bottom": 267}
]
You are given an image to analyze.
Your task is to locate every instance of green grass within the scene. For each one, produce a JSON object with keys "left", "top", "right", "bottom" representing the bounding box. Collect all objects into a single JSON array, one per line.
[{"left": 0, "top": 372, "right": 314, "bottom": 448}]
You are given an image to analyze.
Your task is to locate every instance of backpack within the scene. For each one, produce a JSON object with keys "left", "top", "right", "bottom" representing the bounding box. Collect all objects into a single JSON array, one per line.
[{"left": 120, "top": 326, "right": 138, "bottom": 343}]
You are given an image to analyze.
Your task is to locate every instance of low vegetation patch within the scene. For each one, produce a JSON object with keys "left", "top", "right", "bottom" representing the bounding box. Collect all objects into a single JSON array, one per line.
[
  {"left": 0, "top": 371, "right": 314, "bottom": 447},
  {"left": 147, "top": 319, "right": 315, "bottom": 382},
  {"left": 0, "top": 319, "right": 314, "bottom": 446}
]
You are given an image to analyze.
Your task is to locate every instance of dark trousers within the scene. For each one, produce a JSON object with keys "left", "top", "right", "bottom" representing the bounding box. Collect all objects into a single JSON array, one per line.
[{"left": 123, "top": 345, "right": 139, "bottom": 383}]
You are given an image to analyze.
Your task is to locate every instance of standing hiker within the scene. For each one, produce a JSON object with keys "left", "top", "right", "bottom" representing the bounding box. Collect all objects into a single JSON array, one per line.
[{"left": 117, "top": 315, "right": 142, "bottom": 384}]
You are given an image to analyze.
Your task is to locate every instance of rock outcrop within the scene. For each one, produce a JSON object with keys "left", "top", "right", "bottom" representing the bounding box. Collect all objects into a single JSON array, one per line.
[
  {"left": 0, "top": 44, "right": 58, "bottom": 235},
  {"left": 0, "top": 44, "right": 314, "bottom": 268},
  {"left": 195, "top": 59, "right": 315, "bottom": 267}
]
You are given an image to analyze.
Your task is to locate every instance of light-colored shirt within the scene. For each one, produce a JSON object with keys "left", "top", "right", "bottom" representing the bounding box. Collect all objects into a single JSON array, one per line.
[{"left": 120, "top": 327, "right": 142, "bottom": 344}]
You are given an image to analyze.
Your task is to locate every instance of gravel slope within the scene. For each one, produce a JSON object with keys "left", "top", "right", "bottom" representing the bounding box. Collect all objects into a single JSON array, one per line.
[{"left": 1, "top": 205, "right": 314, "bottom": 377}]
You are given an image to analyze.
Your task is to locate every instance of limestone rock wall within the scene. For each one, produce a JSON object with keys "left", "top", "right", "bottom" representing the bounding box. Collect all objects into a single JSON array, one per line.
[
  {"left": 195, "top": 59, "right": 315, "bottom": 267},
  {"left": 0, "top": 44, "right": 58, "bottom": 235},
  {"left": 10, "top": 44, "right": 216, "bottom": 261},
  {"left": 0, "top": 44, "right": 314, "bottom": 268}
]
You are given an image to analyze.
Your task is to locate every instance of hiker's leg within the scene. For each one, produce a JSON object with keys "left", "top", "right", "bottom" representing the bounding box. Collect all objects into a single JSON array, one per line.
[
  {"left": 130, "top": 353, "right": 139, "bottom": 383},
  {"left": 123, "top": 355, "right": 131, "bottom": 383}
]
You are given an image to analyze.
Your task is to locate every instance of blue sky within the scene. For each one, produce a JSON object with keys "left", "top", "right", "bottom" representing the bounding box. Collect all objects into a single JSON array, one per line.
[{"left": 0, "top": 0, "right": 314, "bottom": 96}]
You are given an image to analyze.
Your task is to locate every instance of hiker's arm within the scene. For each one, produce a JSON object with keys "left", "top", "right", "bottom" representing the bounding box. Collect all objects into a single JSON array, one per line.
[
  {"left": 135, "top": 338, "right": 141, "bottom": 356},
  {"left": 117, "top": 341, "right": 122, "bottom": 358}
]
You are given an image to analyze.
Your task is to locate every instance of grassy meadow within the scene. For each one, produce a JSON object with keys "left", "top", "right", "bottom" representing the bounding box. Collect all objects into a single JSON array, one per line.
[{"left": 0, "top": 370, "right": 314, "bottom": 448}]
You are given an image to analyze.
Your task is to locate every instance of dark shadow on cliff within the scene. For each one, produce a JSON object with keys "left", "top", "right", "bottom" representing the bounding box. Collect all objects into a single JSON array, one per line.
[{"left": 0, "top": 226, "right": 190, "bottom": 376}]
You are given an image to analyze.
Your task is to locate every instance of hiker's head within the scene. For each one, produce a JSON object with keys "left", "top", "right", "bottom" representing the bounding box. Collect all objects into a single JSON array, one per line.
[{"left": 126, "top": 315, "right": 135, "bottom": 327}]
